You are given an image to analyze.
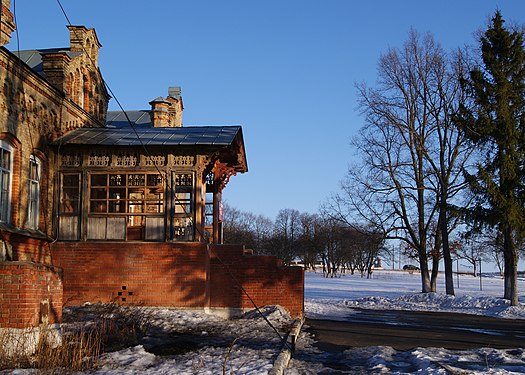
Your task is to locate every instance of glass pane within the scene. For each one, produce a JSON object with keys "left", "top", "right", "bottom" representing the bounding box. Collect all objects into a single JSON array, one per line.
[
  {"left": 146, "top": 187, "right": 163, "bottom": 200},
  {"left": 30, "top": 161, "right": 39, "bottom": 181},
  {"left": 146, "top": 202, "right": 163, "bottom": 213},
  {"left": 90, "top": 187, "right": 107, "bottom": 199},
  {"left": 1, "top": 149, "right": 10, "bottom": 170},
  {"left": 128, "top": 174, "right": 145, "bottom": 186},
  {"left": 128, "top": 188, "right": 143, "bottom": 199},
  {"left": 90, "top": 200, "right": 107, "bottom": 213},
  {"left": 174, "top": 192, "right": 190, "bottom": 214},
  {"left": 128, "top": 202, "right": 143, "bottom": 213},
  {"left": 63, "top": 174, "right": 80, "bottom": 187},
  {"left": 147, "top": 174, "right": 163, "bottom": 186},
  {"left": 2, "top": 171, "right": 9, "bottom": 191},
  {"left": 109, "top": 188, "right": 126, "bottom": 199},
  {"left": 61, "top": 198, "right": 78, "bottom": 213},
  {"left": 109, "top": 200, "right": 125, "bottom": 213},
  {"left": 91, "top": 174, "right": 107, "bottom": 186},
  {"left": 109, "top": 174, "right": 124, "bottom": 186},
  {"left": 128, "top": 215, "right": 143, "bottom": 226},
  {"left": 29, "top": 181, "right": 38, "bottom": 199},
  {"left": 61, "top": 177, "right": 79, "bottom": 213},
  {"left": 175, "top": 174, "right": 192, "bottom": 187}
]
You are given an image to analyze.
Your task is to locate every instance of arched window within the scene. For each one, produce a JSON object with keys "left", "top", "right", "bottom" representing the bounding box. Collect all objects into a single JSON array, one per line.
[
  {"left": 0, "top": 140, "right": 13, "bottom": 223},
  {"left": 27, "top": 155, "right": 41, "bottom": 229}
]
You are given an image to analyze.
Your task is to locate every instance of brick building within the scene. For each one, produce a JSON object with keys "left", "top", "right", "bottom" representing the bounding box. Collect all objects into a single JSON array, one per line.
[{"left": 0, "top": 0, "right": 303, "bottom": 345}]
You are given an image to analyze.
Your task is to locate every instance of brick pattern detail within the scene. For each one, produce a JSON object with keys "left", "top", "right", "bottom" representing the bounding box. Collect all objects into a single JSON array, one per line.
[
  {"left": 0, "top": 262, "right": 63, "bottom": 328},
  {"left": 51, "top": 242, "right": 208, "bottom": 307},
  {"left": 50, "top": 242, "right": 304, "bottom": 318}
]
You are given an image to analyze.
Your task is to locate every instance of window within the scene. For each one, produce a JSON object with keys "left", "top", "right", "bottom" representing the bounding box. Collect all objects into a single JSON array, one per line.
[
  {"left": 173, "top": 173, "right": 194, "bottom": 241},
  {"left": 0, "top": 141, "right": 13, "bottom": 223},
  {"left": 89, "top": 173, "right": 164, "bottom": 215},
  {"left": 27, "top": 155, "right": 41, "bottom": 229},
  {"left": 60, "top": 173, "right": 81, "bottom": 214}
]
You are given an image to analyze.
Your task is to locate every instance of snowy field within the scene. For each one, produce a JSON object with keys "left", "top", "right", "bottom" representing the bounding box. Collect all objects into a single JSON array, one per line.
[
  {"left": 3, "top": 269, "right": 525, "bottom": 374},
  {"left": 288, "top": 270, "right": 525, "bottom": 374},
  {"left": 305, "top": 269, "right": 525, "bottom": 320}
]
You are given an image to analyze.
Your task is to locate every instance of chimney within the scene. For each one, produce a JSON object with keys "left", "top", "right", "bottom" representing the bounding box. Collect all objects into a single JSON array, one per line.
[
  {"left": 149, "top": 87, "right": 184, "bottom": 128},
  {"left": 168, "top": 87, "right": 181, "bottom": 100},
  {"left": 0, "top": 0, "right": 16, "bottom": 46},
  {"left": 167, "top": 86, "right": 183, "bottom": 127},
  {"left": 68, "top": 25, "right": 101, "bottom": 67},
  {"left": 40, "top": 52, "right": 71, "bottom": 92},
  {"left": 149, "top": 97, "right": 171, "bottom": 127}
]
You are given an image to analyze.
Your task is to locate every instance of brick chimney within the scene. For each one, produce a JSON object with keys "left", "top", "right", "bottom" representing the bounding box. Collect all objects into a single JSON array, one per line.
[
  {"left": 0, "top": 0, "right": 16, "bottom": 46},
  {"left": 68, "top": 25, "right": 101, "bottom": 67},
  {"left": 149, "top": 97, "right": 171, "bottom": 127},
  {"left": 40, "top": 52, "right": 71, "bottom": 92},
  {"left": 167, "top": 86, "right": 183, "bottom": 128},
  {"left": 149, "top": 87, "right": 183, "bottom": 128}
]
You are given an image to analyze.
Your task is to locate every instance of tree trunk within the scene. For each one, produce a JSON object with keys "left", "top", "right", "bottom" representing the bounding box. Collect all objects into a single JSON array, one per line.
[
  {"left": 430, "top": 251, "right": 439, "bottom": 292},
  {"left": 503, "top": 227, "right": 519, "bottom": 306},
  {"left": 419, "top": 255, "right": 432, "bottom": 293},
  {"left": 440, "top": 208, "right": 455, "bottom": 295}
]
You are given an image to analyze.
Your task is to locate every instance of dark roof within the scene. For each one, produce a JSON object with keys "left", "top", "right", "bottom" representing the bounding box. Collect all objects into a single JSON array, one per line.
[
  {"left": 53, "top": 111, "right": 244, "bottom": 147},
  {"left": 14, "top": 48, "right": 81, "bottom": 77}
]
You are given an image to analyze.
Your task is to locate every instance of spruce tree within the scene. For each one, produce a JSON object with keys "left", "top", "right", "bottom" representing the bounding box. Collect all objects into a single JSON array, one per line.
[{"left": 456, "top": 11, "right": 525, "bottom": 305}]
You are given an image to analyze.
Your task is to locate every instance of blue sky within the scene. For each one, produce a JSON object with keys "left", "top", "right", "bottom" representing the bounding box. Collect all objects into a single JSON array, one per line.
[{"left": 7, "top": 0, "right": 525, "bottom": 220}]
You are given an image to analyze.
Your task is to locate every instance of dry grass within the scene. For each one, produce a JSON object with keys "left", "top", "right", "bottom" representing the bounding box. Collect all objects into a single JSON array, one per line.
[
  {"left": 0, "top": 302, "right": 149, "bottom": 373},
  {"left": 0, "top": 325, "right": 102, "bottom": 373}
]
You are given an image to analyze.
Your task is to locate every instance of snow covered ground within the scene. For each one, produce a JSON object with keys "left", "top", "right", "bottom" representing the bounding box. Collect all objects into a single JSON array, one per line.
[
  {"left": 287, "top": 270, "right": 525, "bottom": 374},
  {"left": 3, "top": 269, "right": 525, "bottom": 374}
]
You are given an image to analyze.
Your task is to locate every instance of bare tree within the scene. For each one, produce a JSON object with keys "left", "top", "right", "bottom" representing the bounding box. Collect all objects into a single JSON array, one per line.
[
  {"left": 339, "top": 31, "right": 442, "bottom": 292},
  {"left": 222, "top": 203, "right": 272, "bottom": 252},
  {"left": 329, "top": 30, "right": 470, "bottom": 294}
]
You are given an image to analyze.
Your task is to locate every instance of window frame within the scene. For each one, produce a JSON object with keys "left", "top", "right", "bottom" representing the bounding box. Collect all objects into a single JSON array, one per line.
[
  {"left": 27, "top": 154, "right": 41, "bottom": 229},
  {"left": 0, "top": 141, "right": 13, "bottom": 223},
  {"left": 88, "top": 172, "right": 165, "bottom": 216}
]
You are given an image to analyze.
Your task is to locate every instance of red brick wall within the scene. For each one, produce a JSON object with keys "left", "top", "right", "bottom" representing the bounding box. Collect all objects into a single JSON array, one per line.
[
  {"left": 51, "top": 242, "right": 208, "bottom": 307},
  {"left": 208, "top": 245, "right": 304, "bottom": 318},
  {"left": 2, "top": 232, "right": 53, "bottom": 264},
  {"left": 0, "top": 262, "right": 63, "bottom": 328},
  {"left": 50, "top": 242, "right": 304, "bottom": 318}
]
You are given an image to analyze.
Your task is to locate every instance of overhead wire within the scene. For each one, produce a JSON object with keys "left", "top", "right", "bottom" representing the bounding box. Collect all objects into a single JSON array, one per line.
[
  {"left": 10, "top": 0, "right": 50, "bottom": 238},
  {"left": 56, "top": 0, "right": 203, "bottom": 241},
  {"left": 53, "top": 0, "right": 292, "bottom": 350}
]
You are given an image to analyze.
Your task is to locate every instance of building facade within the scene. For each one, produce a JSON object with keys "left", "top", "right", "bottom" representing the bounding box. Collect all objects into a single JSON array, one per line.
[{"left": 0, "top": 0, "right": 303, "bottom": 342}]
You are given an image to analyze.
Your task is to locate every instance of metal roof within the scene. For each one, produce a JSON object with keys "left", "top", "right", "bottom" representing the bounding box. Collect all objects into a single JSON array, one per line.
[{"left": 53, "top": 111, "right": 243, "bottom": 147}]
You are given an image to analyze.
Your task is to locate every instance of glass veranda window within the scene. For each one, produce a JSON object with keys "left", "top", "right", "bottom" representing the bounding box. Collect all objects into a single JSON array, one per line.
[{"left": 89, "top": 173, "right": 164, "bottom": 215}]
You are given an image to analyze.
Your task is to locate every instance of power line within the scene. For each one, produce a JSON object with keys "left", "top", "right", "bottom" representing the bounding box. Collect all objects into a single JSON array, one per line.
[{"left": 51, "top": 0, "right": 291, "bottom": 347}]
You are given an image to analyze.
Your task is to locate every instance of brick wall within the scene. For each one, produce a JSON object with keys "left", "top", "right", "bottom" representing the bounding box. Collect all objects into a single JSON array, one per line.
[
  {"left": 2, "top": 232, "right": 52, "bottom": 264},
  {"left": 51, "top": 242, "right": 208, "bottom": 307},
  {"left": 0, "top": 262, "right": 63, "bottom": 328},
  {"left": 208, "top": 245, "right": 304, "bottom": 318},
  {"left": 51, "top": 242, "right": 304, "bottom": 318}
]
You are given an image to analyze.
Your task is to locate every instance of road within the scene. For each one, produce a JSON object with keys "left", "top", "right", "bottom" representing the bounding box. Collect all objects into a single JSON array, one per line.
[{"left": 306, "top": 308, "right": 525, "bottom": 351}]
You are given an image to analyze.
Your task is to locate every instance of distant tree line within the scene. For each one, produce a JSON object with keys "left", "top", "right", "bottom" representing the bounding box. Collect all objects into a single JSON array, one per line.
[{"left": 222, "top": 205, "right": 385, "bottom": 278}]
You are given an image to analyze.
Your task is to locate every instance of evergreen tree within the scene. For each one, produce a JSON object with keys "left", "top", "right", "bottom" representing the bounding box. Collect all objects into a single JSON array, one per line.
[{"left": 456, "top": 11, "right": 525, "bottom": 305}]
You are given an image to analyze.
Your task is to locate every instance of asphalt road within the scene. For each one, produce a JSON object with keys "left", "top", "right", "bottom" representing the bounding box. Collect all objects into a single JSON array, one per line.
[{"left": 306, "top": 308, "right": 525, "bottom": 351}]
